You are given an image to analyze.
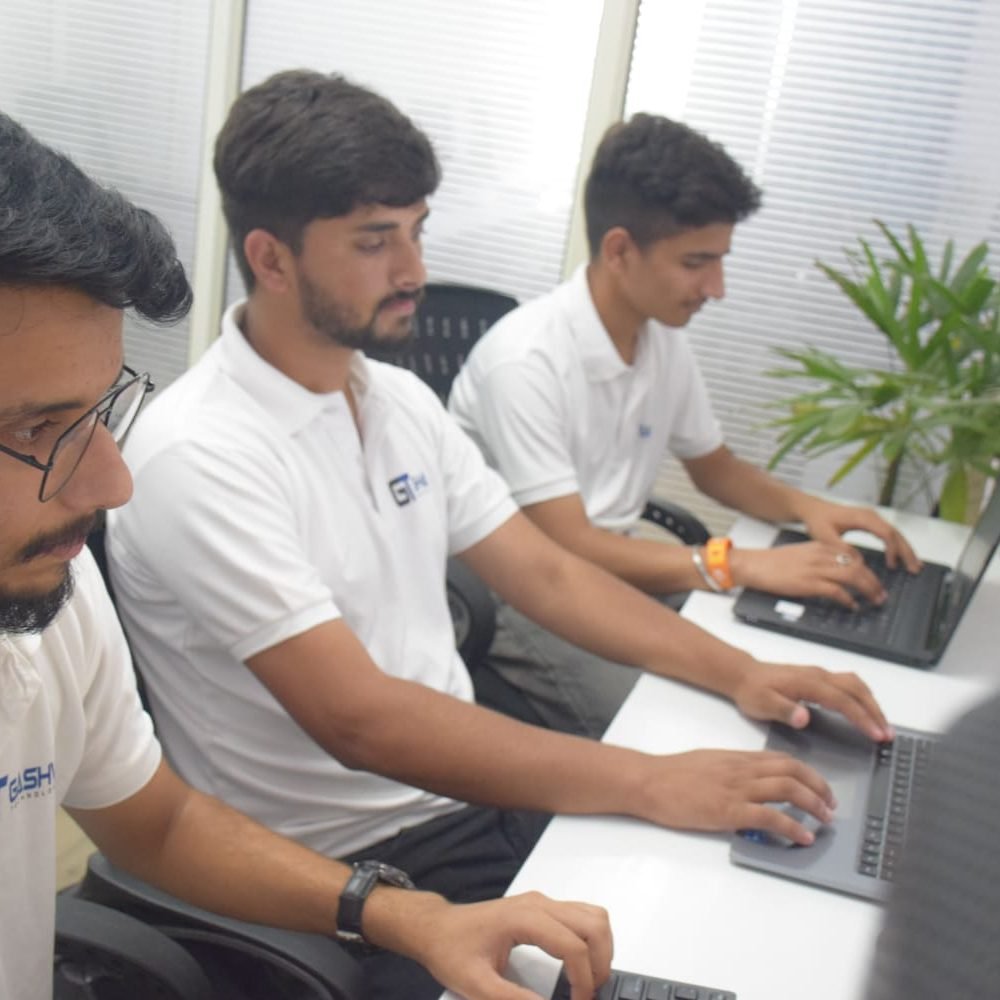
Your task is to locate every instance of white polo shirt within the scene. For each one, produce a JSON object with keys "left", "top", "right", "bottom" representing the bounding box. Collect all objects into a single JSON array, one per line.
[
  {"left": 449, "top": 266, "right": 723, "bottom": 531},
  {"left": 108, "top": 303, "right": 518, "bottom": 858},
  {"left": 0, "top": 551, "right": 161, "bottom": 1000}
]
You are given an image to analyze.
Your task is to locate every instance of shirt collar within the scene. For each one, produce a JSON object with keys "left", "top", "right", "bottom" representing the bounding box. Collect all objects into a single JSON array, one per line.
[
  {"left": 218, "top": 301, "right": 379, "bottom": 436},
  {"left": 562, "top": 265, "right": 648, "bottom": 382}
]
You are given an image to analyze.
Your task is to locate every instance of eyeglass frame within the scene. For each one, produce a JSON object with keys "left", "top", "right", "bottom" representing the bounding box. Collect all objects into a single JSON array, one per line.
[{"left": 0, "top": 366, "right": 154, "bottom": 502}]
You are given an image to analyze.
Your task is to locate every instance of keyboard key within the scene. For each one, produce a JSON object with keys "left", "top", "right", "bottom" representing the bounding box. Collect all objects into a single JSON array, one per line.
[
  {"left": 618, "top": 976, "right": 645, "bottom": 1000},
  {"left": 552, "top": 967, "right": 735, "bottom": 1000}
]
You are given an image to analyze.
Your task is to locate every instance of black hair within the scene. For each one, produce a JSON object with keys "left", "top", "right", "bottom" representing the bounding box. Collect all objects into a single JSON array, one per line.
[
  {"left": 214, "top": 69, "right": 441, "bottom": 290},
  {"left": 584, "top": 113, "right": 762, "bottom": 258},
  {"left": 0, "top": 112, "right": 192, "bottom": 322}
]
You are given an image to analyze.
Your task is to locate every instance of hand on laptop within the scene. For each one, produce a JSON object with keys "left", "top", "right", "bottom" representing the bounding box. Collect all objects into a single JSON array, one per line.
[
  {"left": 408, "top": 892, "right": 613, "bottom": 1000},
  {"left": 796, "top": 496, "right": 922, "bottom": 574},
  {"left": 639, "top": 748, "right": 835, "bottom": 846},
  {"left": 729, "top": 539, "right": 889, "bottom": 608},
  {"left": 732, "top": 662, "right": 893, "bottom": 742}
]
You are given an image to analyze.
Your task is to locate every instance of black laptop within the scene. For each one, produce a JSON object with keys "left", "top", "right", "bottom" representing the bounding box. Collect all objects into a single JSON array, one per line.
[
  {"left": 731, "top": 485, "right": 1000, "bottom": 667},
  {"left": 730, "top": 707, "right": 937, "bottom": 902}
]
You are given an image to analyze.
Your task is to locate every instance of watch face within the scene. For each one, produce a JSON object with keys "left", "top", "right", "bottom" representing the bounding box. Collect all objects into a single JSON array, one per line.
[{"left": 356, "top": 861, "right": 416, "bottom": 889}]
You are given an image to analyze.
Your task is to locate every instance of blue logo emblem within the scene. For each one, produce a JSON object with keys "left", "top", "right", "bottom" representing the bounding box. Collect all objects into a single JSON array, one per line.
[
  {"left": 0, "top": 762, "right": 56, "bottom": 810},
  {"left": 638, "top": 423, "right": 653, "bottom": 439},
  {"left": 389, "top": 471, "right": 430, "bottom": 507}
]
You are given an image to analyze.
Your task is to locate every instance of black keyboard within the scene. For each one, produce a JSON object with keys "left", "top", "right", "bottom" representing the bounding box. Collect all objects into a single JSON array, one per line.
[
  {"left": 858, "top": 733, "right": 934, "bottom": 881},
  {"left": 805, "top": 549, "right": 913, "bottom": 640},
  {"left": 552, "top": 967, "right": 736, "bottom": 999}
]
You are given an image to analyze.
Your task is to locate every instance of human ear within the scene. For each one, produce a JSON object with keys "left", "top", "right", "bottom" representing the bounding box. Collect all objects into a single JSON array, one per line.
[
  {"left": 243, "top": 229, "right": 296, "bottom": 293},
  {"left": 601, "top": 226, "right": 636, "bottom": 276}
]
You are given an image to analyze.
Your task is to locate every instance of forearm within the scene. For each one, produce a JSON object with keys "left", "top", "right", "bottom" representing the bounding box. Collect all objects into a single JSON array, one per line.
[
  {"left": 686, "top": 446, "right": 815, "bottom": 524},
  {"left": 546, "top": 517, "right": 716, "bottom": 595},
  {"left": 503, "top": 550, "right": 757, "bottom": 698},
  {"left": 70, "top": 765, "right": 443, "bottom": 946},
  {"left": 329, "top": 676, "right": 650, "bottom": 817}
]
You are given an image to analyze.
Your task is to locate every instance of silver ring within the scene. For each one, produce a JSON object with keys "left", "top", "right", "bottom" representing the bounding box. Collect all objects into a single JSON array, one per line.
[{"left": 835, "top": 552, "right": 853, "bottom": 567}]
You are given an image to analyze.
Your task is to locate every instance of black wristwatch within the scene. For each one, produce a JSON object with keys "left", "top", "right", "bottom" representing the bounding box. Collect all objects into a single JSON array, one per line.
[{"left": 335, "top": 860, "right": 416, "bottom": 945}]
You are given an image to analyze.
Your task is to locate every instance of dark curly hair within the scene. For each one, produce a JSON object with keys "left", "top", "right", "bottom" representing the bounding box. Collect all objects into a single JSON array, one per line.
[
  {"left": 0, "top": 112, "right": 192, "bottom": 322},
  {"left": 215, "top": 69, "right": 441, "bottom": 291},
  {"left": 584, "top": 113, "right": 762, "bottom": 258}
]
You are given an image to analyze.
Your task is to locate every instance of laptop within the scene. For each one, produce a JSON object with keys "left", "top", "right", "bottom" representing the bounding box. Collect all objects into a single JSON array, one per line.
[
  {"left": 731, "top": 483, "right": 1000, "bottom": 667},
  {"left": 730, "top": 707, "right": 937, "bottom": 902}
]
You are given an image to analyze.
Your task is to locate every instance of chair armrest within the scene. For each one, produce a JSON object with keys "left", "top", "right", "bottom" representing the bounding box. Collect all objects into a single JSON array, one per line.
[
  {"left": 78, "top": 853, "right": 364, "bottom": 1000},
  {"left": 641, "top": 499, "right": 711, "bottom": 546},
  {"left": 55, "top": 895, "right": 215, "bottom": 1000},
  {"left": 446, "top": 556, "right": 496, "bottom": 669}
]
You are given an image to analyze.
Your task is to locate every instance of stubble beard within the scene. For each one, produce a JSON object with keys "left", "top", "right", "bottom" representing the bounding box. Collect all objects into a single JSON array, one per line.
[{"left": 299, "top": 274, "right": 421, "bottom": 355}]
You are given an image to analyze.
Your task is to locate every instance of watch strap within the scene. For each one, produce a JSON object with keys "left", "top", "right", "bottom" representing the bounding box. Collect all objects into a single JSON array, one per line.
[
  {"left": 336, "top": 860, "right": 415, "bottom": 945},
  {"left": 704, "top": 536, "right": 734, "bottom": 591}
]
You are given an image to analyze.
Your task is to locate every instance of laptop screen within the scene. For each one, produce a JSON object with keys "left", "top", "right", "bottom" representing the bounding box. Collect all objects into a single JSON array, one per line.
[{"left": 937, "top": 481, "right": 1000, "bottom": 635}]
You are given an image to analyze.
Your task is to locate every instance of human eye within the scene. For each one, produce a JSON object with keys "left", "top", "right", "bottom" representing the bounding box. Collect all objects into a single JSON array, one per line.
[
  {"left": 8, "top": 419, "right": 60, "bottom": 452},
  {"left": 356, "top": 238, "right": 386, "bottom": 256}
]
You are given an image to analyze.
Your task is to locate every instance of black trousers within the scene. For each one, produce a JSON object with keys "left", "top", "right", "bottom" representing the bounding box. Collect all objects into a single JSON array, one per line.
[{"left": 342, "top": 804, "right": 550, "bottom": 999}]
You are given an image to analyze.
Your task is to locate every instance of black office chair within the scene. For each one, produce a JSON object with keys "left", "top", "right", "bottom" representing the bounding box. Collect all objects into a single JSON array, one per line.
[
  {"left": 64, "top": 527, "right": 365, "bottom": 1000},
  {"left": 368, "top": 282, "right": 519, "bottom": 403},
  {"left": 60, "top": 854, "right": 363, "bottom": 1000},
  {"left": 55, "top": 895, "right": 215, "bottom": 1000}
]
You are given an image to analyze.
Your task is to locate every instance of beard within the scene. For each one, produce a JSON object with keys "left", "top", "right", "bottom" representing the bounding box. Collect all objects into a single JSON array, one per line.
[
  {"left": 298, "top": 272, "right": 422, "bottom": 355},
  {"left": 0, "top": 570, "right": 74, "bottom": 634},
  {"left": 0, "top": 513, "right": 94, "bottom": 634}
]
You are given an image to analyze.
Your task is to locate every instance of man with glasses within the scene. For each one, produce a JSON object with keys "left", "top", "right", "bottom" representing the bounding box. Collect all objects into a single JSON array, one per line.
[
  {"left": 0, "top": 110, "right": 613, "bottom": 1000},
  {"left": 108, "top": 70, "right": 891, "bottom": 1000}
]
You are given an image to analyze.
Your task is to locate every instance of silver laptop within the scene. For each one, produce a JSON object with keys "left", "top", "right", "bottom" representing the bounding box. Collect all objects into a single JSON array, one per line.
[
  {"left": 730, "top": 707, "right": 937, "bottom": 901},
  {"left": 731, "top": 483, "right": 1000, "bottom": 667}
]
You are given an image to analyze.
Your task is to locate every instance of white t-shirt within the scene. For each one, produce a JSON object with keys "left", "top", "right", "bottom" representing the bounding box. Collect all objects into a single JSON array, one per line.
[
  {"left": 0, "top": 551, "right": 161, "bottom": 1000},
  {"left": 449, "top": 266, "right": 723, "bottom": 531},
  {"left": 108, "top": 303, "right": 518, "bottom": 858}
]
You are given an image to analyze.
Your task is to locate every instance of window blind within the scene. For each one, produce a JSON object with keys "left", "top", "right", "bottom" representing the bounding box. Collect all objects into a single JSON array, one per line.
[
  {"left": 627, "top": 0, "right": 1000, "bottom": 531},
  {"left": 0, "top": 0, "right": 212, "bottom": 389}
]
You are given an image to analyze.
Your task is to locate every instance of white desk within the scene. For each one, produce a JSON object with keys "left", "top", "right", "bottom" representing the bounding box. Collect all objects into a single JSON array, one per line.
[{"left": 444, "top": 510, "right": 1000, "bottom": 1000}]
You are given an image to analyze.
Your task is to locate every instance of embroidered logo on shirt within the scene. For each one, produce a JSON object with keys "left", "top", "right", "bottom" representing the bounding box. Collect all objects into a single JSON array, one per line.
[
  {"left": 0, "top": 761, "right": 55, "bottom": 811},
  {"left": 638, "top": 423, "right": 653, "bottom": 439},
  {"left": 388, "top": 472, "right": 431, "bottom": 507}
]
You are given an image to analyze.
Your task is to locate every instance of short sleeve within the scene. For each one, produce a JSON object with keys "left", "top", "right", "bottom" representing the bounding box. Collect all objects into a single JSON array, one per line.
[
  {"left": 453, "top": 356, "right": 580, "bottom": 508},
  {"left": 112, "top": 438, "right": 339, "bottom": 663},
  {"left": 60, "top": 553, "right": 161, "bottom": 810}
]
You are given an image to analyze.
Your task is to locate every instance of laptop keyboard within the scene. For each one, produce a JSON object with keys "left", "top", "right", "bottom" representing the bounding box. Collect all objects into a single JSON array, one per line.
[
  {"left": 552, "top": 967, "right": 736, "bottom": 999},
  {"left": 858, "top": 733, "right": 934, "bottom": 881},
  {"left": 806, "top": 550, "right": 911, "bottom": 639}
]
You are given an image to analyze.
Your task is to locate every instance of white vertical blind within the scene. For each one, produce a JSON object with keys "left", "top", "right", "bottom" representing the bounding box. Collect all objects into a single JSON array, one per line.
[
  {"left": 0, "top": 0, "right": 212, "bottom": 389},
  {"left": 627, "top": 0, "right": 1000, "bottom": 530},
  {"left": 229, "top": 0, "right": 604, "bottom": 304}
]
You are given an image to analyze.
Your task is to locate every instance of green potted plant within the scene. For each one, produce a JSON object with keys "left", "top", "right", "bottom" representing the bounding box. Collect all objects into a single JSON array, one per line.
[{"left": 766, "top": 221, "right": 1000, "bottom": 523}]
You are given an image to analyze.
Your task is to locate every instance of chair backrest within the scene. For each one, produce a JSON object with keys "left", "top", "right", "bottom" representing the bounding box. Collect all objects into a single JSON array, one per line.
[
  {"left": 54, "top": 895, "right": 216, "bottom": 1000},
  {"left": 74, "top": 854, "right": 364, "bottom": 1000},
  {"left": 368, "top": 282, "right": 518, "bottom": 402}
]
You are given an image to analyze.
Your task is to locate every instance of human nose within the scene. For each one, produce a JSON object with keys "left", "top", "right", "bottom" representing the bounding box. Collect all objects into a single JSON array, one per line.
[
  {"left": 702, "top": 261, "right": 725, "bottom": 300},
  {"left": 393, "top": 236, "right": 426, "bottom": 291},
  {"left": 57, "top": 422, "right": 133, "bottom": 513}
]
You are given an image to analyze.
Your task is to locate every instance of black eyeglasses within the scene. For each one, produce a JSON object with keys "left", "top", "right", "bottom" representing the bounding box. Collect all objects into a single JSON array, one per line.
[{"left": 0, "top": 367, "right": 154, "bottom": 502}]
